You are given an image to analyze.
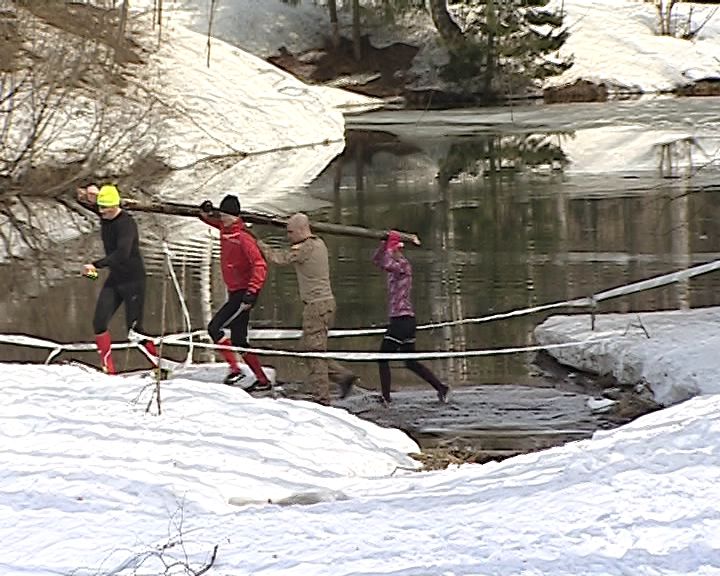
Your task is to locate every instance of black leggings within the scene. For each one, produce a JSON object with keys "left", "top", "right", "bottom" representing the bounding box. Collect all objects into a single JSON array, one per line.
[
  {"left": 379, "top": 315, "right": 444, "bottom": 401},
  {"left": 93, "top": 279, "right": 146, "bottom": 335},
  {"left": 208, "top": 289, "right": 251, "bottom": 346}
]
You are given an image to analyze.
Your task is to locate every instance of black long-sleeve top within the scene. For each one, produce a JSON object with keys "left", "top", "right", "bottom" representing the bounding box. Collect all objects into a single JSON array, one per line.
[{"left": 92, "top": 210, "right": 145, "bottom": 284}]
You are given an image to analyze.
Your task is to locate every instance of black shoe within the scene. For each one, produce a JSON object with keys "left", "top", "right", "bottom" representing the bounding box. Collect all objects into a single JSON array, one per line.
[
  {"left": 252, "top": 380, "right": 273, "bottom": 392},
  {"left": 225, "top": 372, "right": 273, "bottom": 394},
  {"left": 338, "top": 375, "right": 358, "bottom": 399},
  {"left": 437, "top": 385, "right": 450, "bottom": 404},
  {"left": 224, "top": 371, "right": 249, "bottom": 387}
]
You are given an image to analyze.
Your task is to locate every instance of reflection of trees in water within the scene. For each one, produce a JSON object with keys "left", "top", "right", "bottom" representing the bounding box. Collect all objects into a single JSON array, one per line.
[
  {"left": 655, "top": 137, "right": 702, "bottom": 310},
  {"left": 311, "top": 128, "right": 713, "bottom": 382},
  {"left": 655, "top": 137, "right": 706, "bottom": 179},
  {"left": 432, "top": 178, "right": 468, "bottom": 384},
  {"left": 323, "top": 129, "right": 423, "bottom": 210},
  {"left": 332, "top": 130, "right": 570, "bottom": 185},
  {"left": 0, "top": 196, "right": 95, "bottom": 310},
  {"left": 6, "top": 130, "right": 720, "bottom": 381},
  {"left": 0, "top": 195, "right": 87, "bottom": 258},
  {"left": 437, "top": 132, "right": 570, "bottom": 186}
]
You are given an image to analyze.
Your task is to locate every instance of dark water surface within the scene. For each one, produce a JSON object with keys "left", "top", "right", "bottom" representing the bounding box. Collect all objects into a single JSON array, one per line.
[{"left": 3, "top": 98, "right": 720, "bottom": 393}]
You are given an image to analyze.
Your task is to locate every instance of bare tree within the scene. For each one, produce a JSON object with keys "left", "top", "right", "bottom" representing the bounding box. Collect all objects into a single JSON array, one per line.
[
  {"left": 79, "top": 502, "right": 219, "bottom": 575},
  {"left": 653, "top": 0, "right": 678, "bottom": 35},
  {"left": 1, "top": 2, "right": 162, "bottom": 196},
  {"left": 427, "top": 0, "right": 466, "bottom": 53},
  {"left": 646, "top": 0, "right": 717, "bottom": 38},
  {"left": 352, "top": 0, "right": 362, "bottom": 60},
  {"left": 206, "top": 0, "right": 217, "bottom": 68},
  {"left": 118, "top": 0, "right": 129, "bottom": 40},
  {"left": 328, "top": 0, "right": 340, "bottom": 48},
  {"left": 0, "top": 2, "right": 165, "bottom": 264}
]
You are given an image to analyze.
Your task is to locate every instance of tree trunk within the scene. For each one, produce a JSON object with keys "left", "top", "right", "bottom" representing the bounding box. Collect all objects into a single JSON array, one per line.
[
  {"left": 328, "top": 0, "right": 340, "bottom": 49},
  {"left": 116, "top": 198, "right": 423, "bottom": 245},
  {"left": 655, "top": 0, "right": 678, "bottom": 35},
  {"left": 118, "top": 0, "right": 129, "bottom": 38},
  {"left": 483, "top": 0, "right": 496, "bottom": 96},
  {"left": 427, "top": 0, "right": 465, "bottom": 54},
  {"left": 352, "top": 0, "right": 361, "bottom": 61},
  {"left": 112, "top": 0, "right": 129, "bottom": 63},
  {"left": 206, "top": 0, "right": 217, "bottom": 67}
]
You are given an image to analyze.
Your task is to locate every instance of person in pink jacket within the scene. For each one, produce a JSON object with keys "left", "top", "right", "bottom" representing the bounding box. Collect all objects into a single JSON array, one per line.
[{"left": 372, "top": 231, "right": 449, "bottom": 405}]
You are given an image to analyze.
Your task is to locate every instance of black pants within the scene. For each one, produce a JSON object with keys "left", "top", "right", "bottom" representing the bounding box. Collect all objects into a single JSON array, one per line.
[
  {"left": 93, "top": 278, "right": 146, "bottom": 335},
  {"left": 379, "top": 315, "right": 444, "bottom": 401},
  {"left": 208, "top": 289, "right": 251, "bottom": 346}
]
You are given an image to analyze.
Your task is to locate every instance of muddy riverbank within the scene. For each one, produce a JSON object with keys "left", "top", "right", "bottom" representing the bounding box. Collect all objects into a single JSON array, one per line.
[{"left": 248, "top": 352, "right": 661, "bottom": 470}]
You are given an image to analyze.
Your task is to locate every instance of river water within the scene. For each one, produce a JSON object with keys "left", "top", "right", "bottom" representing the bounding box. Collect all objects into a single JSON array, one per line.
[{"left": 2, "top": 97, "right": 720, "bottom": 393}]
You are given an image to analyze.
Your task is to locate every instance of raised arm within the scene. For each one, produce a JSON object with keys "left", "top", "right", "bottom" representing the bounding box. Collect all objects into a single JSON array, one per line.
[
  {"left": 198, "top": 199, "right": 222, "bottom": 230},
  {"left": 372, "top": 241, "right": 387, "bottom": 268},
  {"left": 258, "top": 239, "right": 312, "bottom": 266},
  {"left": 372, "top": 241, "right": 410, "bottom": 275},
  {"left": 76, "top": 185, "right": 100, "bottom": 214}
]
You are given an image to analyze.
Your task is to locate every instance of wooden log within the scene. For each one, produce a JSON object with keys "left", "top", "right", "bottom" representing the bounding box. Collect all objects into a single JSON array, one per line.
[{"left": 120, "top": 198, "right": 422, "bottom": 245}]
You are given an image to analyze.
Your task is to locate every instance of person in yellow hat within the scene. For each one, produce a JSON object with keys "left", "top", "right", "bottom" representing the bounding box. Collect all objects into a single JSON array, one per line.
[{"left": 76, "top": 183, "right": 160, "bottom": 374}]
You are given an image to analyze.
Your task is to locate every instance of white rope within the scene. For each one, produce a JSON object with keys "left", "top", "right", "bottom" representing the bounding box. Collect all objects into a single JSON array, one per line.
[
  {"left": 2, "top": 258, "right": 718, "bottom": 364},
  {"left": 162, "top": 241, "right": 194, "bottom": 366},
  {"left": 158, "top": 329, "right": 623, "bottom": 361},
  {"left": 0, "top": 334, "right": 146, "bottom": 365},
  {"left": 122, "top": 258, "right": 718, "bottom": 344},
  {"left": 0, "top": 330, "right": 624, "bottom": 363},
  {"left": 569, "top": 259, "right": 720, "bottom": 305}
]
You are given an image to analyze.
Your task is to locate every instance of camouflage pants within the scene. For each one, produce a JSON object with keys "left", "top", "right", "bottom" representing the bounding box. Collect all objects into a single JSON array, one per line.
[{"left": 301, "top": 298, "right": 354, "bottom": 404}]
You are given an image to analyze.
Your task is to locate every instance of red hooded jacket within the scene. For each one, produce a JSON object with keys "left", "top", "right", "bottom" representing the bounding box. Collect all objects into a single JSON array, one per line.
[{"left": 201, "top": 215, "right": 267, "bottom": 294}]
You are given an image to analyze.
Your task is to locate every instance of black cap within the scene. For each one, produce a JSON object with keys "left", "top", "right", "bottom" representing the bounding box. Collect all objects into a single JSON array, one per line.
[{"left": 219, "top": 194, "right": 241, "bottom": 216}]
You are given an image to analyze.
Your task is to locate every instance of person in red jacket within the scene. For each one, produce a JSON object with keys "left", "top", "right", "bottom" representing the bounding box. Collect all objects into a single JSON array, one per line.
[{"left": 199, "top": 194, "right": 271, "bottom": 389}]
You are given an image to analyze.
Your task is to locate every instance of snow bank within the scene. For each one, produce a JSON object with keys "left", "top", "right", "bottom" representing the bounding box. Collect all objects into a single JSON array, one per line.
[{"left": 535, "top": 307, "right": 720, "bottom": 405}]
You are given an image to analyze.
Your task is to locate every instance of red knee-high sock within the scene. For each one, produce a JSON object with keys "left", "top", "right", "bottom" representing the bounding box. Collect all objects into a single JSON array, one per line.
[
  {"left": 218, "top": 337, "right": 240, "bottom": 373},
  {"left": 143, "top": 340, "right": 159, "bottom": 367},
  {"left": 242, "top": 352, "right": 269, "bottom": 384},
  {"left": 95, "top": 331, "right": 116, "bottom": 374}
]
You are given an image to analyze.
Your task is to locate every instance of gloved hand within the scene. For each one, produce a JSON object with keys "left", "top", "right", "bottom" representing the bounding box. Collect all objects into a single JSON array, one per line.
[
  {"left": 199, "top": 200, "right": 214, "bottom": 213},
  {"left": 241, "top": 292, "right": 257, "bottom": 307},
  {"left": 385, "top": 230, "right": 403, "bottom": 253}
]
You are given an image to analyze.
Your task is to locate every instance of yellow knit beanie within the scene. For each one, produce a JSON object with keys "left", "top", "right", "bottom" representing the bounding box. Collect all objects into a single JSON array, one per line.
[{"left": 97, "top": 184, "right": 121, "bottom": 207}]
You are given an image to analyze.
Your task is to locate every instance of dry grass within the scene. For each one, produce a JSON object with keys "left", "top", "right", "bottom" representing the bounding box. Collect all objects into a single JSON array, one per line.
[{"left": 411, "top": 447, "right": 522, "bottom": 471}]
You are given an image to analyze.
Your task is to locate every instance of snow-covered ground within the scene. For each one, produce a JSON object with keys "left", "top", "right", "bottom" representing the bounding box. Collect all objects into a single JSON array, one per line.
[
  {"left": 546, "top": 0, "right": 720, "bottom": 92},
  {"left": 1, "top": 362, "right": 720, "bottom": 576},
  {"left": 535, "top": 306, "right": 720, "bottom": 406},
  {"left": 3, "top": 5, "right": 720, "bottom": 573},
  {"left": 174, "top": 0, "right": 720, "bottom": 94}
]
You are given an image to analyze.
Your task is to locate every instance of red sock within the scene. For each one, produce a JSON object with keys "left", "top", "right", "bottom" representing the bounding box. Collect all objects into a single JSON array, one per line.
[
  {"left": 144, "top": 340, "right": 158, "bottom": 357},
  {"left": 242, "top": 352, "right": 269, "bottom": 384},
  {"left": 95, "top": 331, "right": 116, "bottom": 374},
  {"left": 218, "top": 337, "right": 240, "bottom": 373},
  {"left": 143, "top": 340, "right": 159, "bottom": 367}
]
